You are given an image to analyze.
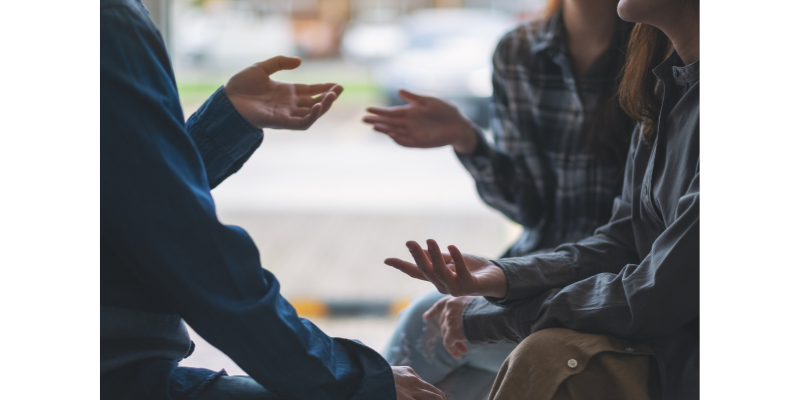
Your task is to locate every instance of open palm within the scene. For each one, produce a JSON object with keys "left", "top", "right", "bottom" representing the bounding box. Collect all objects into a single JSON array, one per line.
[
  {"left": 363, "top": 90, "right": 477, "bottom": 154},
  {"left": 385, "top": 239, "right": 508, "bottom": 298},
  {"left": 224, "top": 56, "right": 342, "bottom": 131}
]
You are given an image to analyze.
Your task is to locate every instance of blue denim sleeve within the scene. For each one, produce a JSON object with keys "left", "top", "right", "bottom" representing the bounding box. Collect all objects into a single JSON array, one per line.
[
  {"left": 185, "top": 87, "right": 264, "bottom": 189},
  {"left": 100, "top": 3, "right": 395, "bottom": 400}
]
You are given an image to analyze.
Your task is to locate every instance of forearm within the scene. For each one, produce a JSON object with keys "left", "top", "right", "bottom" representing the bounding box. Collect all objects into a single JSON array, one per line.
[
  {"left": 490, "top": 225, "right": 639, "bottom": 304},
  {"left": 177, "top": 264, "right": 395, "bottom": 400},
  {"left": 466, "top": 188, "right": 699, "bottom": 343},
  {"left": 487, "top": 145, "right": 640, "bottom": 303},
  {"left": 185, "top": 87, "right": 264, "bottom": 189},
  {"left": 450, "top": 117, "right": 480, "bottom": 155},
  {"left": 462, "top": 294, "right": 557, "bottom": 345},
  {"left": 456, "top": 127, "right": 543, "bottom": 227},
  {"left": 103, "top": 155, "right": 394, "bottom": 399}
]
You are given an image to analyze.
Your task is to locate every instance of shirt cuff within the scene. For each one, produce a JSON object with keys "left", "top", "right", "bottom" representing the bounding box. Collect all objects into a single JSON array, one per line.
[
  {"left": 463, "top": 289, "right": 563, "bottom": 345},
  {"left": 462, "top": 296, "right": 525, "bottom": 345},
  {"left": 486, "top": 252, "right": 574, "bottom": 306},
  {"left": 455, "top": 122, "right": 494, "bottom": 173},
  {"left": 185, "top": 86, "right": 264, "bottom": 188},
  {"left": 334, "top": 338, "right": 397, "bottom": 400}
]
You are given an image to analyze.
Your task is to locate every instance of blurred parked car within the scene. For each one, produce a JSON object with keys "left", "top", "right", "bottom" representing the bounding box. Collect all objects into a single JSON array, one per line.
[{"left": 342, "top": 9, "right": 516, "bottom": 127}]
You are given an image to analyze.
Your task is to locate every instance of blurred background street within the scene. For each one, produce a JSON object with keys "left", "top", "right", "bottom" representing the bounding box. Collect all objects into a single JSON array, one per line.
[{"left": 139, "top": 0, "right": 547, "bottom": 375}]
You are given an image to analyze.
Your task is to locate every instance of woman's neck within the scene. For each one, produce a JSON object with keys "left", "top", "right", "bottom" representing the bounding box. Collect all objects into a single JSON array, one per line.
[
  {"left": 562, "top": 0, "right": 620, "bottom": 78},
  {"left": 661, "top": 7, "right": 700, "bottom": 65}
]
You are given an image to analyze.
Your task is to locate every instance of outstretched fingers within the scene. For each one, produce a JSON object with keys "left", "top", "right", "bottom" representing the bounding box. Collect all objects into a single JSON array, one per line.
[
  {"left": 366, "top": 105, "right": 409, "bottom": 118},
  {"left": 426, "top": 240, "right": 458, "bottom": 291},
  {"left": 362, "top": 115, "right": 407, "bottom": 128},
  {"left": 286, "top": 91, "right": 340, "bottom": 128},
  {"left": 384, "top": 258, "right": 428, "bottom": 281},
  {"left": 256, "top": 56, "right": 302, "bottom": 76},
  {"left": 371, "top": 123, "right": 406, "bottom": 136},
  {"left": 407, "top": 241, "right": 448, "bottom": 293},
  {"left": 295, "top": 82, "right": 341, "bottom": 96},
  {"left": 424, "top": 249, "right": 452, "bottom": 264},
  {"left": 283, "top": 103, "right": 322, "bottom": 130},
  {"left": 447, "top": 245, "right": 476, "bottom": 292},
  {"left": 398, "top": 89, "right": 430, "bottom": 105},
  {"left": 318, "top": 91, "right": 338, "bottom": 115}
]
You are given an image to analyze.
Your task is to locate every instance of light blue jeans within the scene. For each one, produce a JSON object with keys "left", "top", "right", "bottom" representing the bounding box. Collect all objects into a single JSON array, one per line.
[{"left": 383, "top": 291, "right": 518, "bottom": 400}]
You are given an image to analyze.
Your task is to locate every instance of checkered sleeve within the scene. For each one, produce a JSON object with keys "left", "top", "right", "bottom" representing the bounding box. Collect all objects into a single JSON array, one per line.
[{"left": 457, "top": 32, "right": 544, "bottom": 228}]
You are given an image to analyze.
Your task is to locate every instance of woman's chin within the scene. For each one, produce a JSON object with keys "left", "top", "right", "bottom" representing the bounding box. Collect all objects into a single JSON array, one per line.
[{"left": 616, "top": 0, "right": 639, "bottom": 23}]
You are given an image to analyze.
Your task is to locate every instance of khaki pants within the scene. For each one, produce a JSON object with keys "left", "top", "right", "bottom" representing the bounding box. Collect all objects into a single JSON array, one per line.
[{"left": 489, "top": 328, "right": 659, "bottom": 400}]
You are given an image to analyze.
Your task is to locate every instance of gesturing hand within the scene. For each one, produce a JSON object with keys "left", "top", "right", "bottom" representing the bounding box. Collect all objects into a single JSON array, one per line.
[
  {"left": 224, "top": 56, "right": 343, "bottom": 130},
  {"left": 362, "top": 90, "right": 478, "bottom": 154},
  {"left": 393, "top": 366, "right": 446, "bottom": 400},
  {"left": 384, "top": 239, "right": 508, "bottom": 299},
  {"left": 424, "top": 295, "right": 475, "bottom": 359}
]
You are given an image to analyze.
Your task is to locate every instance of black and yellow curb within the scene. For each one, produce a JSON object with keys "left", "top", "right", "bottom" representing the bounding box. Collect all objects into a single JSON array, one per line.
[{"left": 290, "top": 298, "right": 411, "bottom": 318}]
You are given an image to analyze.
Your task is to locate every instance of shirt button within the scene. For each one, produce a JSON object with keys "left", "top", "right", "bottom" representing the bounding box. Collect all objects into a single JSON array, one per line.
[
  {"left": 625, "top": 347, "right": 635, "bottom": 352},
  {"left": 567, "top": 359, "right": 578, "bottom": 368}
]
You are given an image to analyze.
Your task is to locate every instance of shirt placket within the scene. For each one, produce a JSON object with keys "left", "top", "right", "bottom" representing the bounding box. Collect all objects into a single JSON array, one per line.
[
  {"left": 641, "top": 79, "right": 675, "bottom": 225},
  {"left": 550, "top": 50, "right": 584, "bottom": 150}
]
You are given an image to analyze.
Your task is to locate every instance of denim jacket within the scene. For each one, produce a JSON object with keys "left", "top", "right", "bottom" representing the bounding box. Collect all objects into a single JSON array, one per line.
[{"left": 100, "top": 1, "right": 395, "bottom": 399}]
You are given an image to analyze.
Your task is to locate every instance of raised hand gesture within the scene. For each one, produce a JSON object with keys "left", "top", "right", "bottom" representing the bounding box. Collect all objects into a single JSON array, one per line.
[
  {"left": 224, "top": 56, "right": 343, "bottom": 131},
  {"left": 384, "top": 239, "right": 508, "bottom": 298},
  {"left": 363, "top": 90, "right": 478, "bottom": 154}
]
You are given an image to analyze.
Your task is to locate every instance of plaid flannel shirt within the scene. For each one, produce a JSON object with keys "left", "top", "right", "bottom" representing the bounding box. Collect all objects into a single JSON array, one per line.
[{"left": 458, "top": 12, "right": 631, "bottom": 257}]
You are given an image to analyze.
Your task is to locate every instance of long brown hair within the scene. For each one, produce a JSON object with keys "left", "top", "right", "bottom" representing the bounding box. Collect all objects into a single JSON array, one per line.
[
  {"left": 618, "top": 0, "right": 699, "bottom": 145},
  {"left": 617, "top": 24, "right": 672, "bottom": 146},
  {"left": 543, "top": 0, "right": 563, "bottom": 17},
  {"left": 543, "top": 0, "right": 636, "bottom": 167}
]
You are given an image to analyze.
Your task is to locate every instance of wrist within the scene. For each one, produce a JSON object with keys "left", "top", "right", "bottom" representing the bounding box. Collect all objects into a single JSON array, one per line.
[
  {"left": 487, "top": 264, "right": 509, "bottom": 299},
  {"left": 451, "top": 116, "right": 478, "bottom": 155}
]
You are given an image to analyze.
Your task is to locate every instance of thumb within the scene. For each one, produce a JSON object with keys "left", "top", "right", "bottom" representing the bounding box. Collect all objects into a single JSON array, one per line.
[
  {"left": 398, "top": 89, "right": 430, "bottom": 105},
  {"left": 444, "top": 337, "right": 469, "bottom": 359},
  {"left": 256, "top": 56, "right": 302, "bottom": 76},
  {"left": 423, "top": 297, "right": 448, "bottom": 321}
]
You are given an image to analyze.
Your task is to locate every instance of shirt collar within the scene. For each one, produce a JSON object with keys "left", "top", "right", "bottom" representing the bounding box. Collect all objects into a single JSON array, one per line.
[
  {"left": 530, "top": 8, "right": 567, "bottom": 55},
  {"left": 653, "top": 50, "right": 700, "bottom": 85}
]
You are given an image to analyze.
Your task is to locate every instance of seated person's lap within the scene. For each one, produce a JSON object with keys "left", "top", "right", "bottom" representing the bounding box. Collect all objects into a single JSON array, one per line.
[{"left": 383, "top": 290, "right": 517, "bottom": 400}]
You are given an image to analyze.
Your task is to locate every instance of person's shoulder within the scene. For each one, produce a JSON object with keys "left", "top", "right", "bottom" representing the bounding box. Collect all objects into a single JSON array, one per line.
[
  {"left": 493, "top": 19, "right": 547, "bottom": 65},
  {"left": 101, "top": 0, "right": 159, "bottom": 41},
  {"left": 101, "top": 0, "right": 140, "bottom": 11},
  {"left": 101, "top": 0, "right": 151, "bottom": 23},
  {"left": 497, "top": 19, "right": 546, "bottom": 49}
]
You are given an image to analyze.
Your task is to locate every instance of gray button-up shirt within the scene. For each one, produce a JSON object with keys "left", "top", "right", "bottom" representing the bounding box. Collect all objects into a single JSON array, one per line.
[{"left": 463, "top": 51, "right": 699, "bottom": 400}]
